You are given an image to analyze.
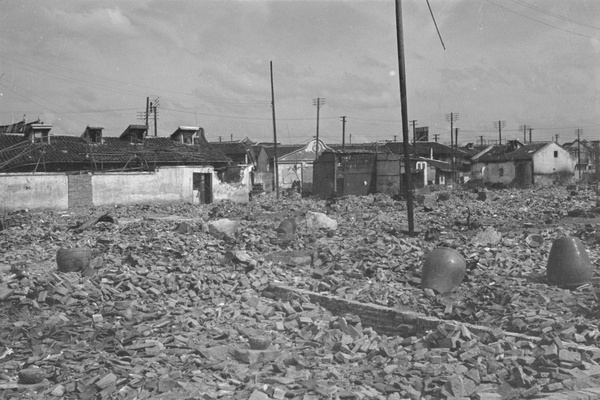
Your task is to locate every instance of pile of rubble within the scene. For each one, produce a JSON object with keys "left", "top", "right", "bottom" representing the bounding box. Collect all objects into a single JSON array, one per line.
[{"left": 2, "top": 187, "right": 600, "bottom": 399}]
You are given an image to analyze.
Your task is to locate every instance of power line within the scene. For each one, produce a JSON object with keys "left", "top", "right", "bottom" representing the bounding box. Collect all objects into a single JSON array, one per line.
[
  {"left": 488, "top": 0, "right": 600, "bottom": 41},
  {"left": 0, "top": 80, "right": 110, "bottom": 129},
  {"left": 507, "top": 0, "right": 600, "bottom": 31}
]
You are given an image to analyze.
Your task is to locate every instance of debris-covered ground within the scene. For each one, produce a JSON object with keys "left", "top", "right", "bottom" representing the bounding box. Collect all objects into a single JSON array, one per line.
[{"left": 2, "top": 186, "right": 600, "bottom": 399}]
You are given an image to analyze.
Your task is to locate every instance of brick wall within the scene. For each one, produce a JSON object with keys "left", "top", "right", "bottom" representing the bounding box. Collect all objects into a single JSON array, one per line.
[
  {"left": 263, "top": 284, "right": 543, "bottom": 343},
  {"left": 68, "top": 174, "right": 93, "bottom": 209}
]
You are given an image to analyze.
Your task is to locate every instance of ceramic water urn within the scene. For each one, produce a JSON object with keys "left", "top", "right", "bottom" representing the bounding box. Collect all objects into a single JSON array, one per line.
[
  {"left": 421, "top": 248, "right": 466, "bottom": 294},
  {"left": 546, "top": 236, "right": 593, "bottom": 288}
]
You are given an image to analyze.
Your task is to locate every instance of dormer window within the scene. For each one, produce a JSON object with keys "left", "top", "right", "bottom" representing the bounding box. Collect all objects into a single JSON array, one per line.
[
  {"left": 182, "top": 134, "right": 194, "bottom": 145},
  {"left": 82, "top": 126, "right": 104, "bottom": 144},
  {"left": 33, "top": 131, "right": 50, "bottom": 144},
  {"left": 119, "top": 125, "right": 148, "bottom": 144},
  {"left": 170, "top": 126, "right": 199, "bottom": 145},
  {"left": 25, "top": 124, "right": 52, "bottom": 144}
]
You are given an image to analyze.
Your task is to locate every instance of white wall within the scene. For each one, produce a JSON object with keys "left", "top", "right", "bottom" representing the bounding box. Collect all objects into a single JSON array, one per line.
[
  {"left": 533, "top": 143, "right": 576, "bottom": 174},
  {"left": 91, "top": 166, "right": 213, "bottom": 206},
  {"left": 0, "top": 173, "right": 68, "bottom": 211},
  {"left": 213, "top": 164, "right": 252, "bottom": 203},
  {"left": 475, "top": 161, "right": 515, "bottom": 185},
  {"left": 0, "top": 165, "right": 252, "bottom": 211}
]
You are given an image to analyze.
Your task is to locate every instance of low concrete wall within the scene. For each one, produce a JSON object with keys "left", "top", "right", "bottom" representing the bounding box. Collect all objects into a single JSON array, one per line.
[
  {"left": 0, "top": 173, "right": 69, "bottom": 211},
  {"left": 0, "top": 165, "right": 249, "bottom": 211},
  {"left": 91, "top": 166, "right": 213, "bottom": 207}
]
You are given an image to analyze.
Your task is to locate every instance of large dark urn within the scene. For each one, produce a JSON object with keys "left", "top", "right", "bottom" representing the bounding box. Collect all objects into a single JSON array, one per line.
[
  {"left": 546, "top": 236, "right": 593, "bottom": 288},
  {"left": 421, "top": 248, "right": 466, "bottom": 294}
]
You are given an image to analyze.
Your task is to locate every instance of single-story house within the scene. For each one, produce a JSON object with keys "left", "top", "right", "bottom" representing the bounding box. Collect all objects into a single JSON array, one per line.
[
  {"left": 562, "top": 139, "right": 596, "bottom": 176},
  {"left": 0, "top": 122, "right": 257, "bottom": 210},
  {"left": 470, "top": 140, "right": 576, "bottom": 187},
  {"left": 265, "top": 138, "right": 330, "bottom": 194},
  {"left": 385, "top": 141, "right": 469, "bottom": 183}
]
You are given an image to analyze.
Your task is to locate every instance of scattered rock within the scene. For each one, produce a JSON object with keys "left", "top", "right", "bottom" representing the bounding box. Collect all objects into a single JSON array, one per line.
[
  {"left": 208, "top": 218, "right": 240, "bottom": 238},
  {"left": 306, "top": 211, "right": 338, "bottom": 231},
  {"left": 56, "top": 247, "right": 91, "bottom": 273},
  {"left": 18, "top": 368, "right": 45, "bottom": 384},
  {"left": 473, "top": 227, "right": 502, "bottom": 246}
]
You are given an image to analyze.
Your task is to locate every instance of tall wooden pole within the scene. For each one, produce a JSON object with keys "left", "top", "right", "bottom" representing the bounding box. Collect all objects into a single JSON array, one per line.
[
  {"left": 341, "top": 116, "right": 346, "bottom": 149},
  {"left": 145, "top": 97, "right": 150, "bottom": 136},
  {"left": 270, "top": 61, "right": 280, "bottom": 199},
  {"left": 395, "top": 0, "right": 414, "bottom": 235}
]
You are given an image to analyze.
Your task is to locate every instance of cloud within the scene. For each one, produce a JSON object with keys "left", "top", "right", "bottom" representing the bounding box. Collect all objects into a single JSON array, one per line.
[{"left": 44, "top": 7, "right": 137, "bottom": 36}]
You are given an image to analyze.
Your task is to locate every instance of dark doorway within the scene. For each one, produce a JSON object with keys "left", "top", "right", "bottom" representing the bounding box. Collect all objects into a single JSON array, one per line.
[{"left": 193, "top": 173, "right": 212, "bottom": 204}]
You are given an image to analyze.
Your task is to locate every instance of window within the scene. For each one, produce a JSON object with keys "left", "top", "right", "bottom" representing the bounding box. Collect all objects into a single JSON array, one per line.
[
  {"left": 499, "top": 167, "right": 504, "bottom": 177},
  {"left": 554, "top": 151, "right": 558, "bottom": 158},
  {"left": 32, "top": 132, "right": 50, "bottom": 144}
]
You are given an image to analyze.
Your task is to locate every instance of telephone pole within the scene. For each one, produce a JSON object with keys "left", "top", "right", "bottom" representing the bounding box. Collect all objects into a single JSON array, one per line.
[
  {"left": 410, "top": 120, "right": 417, "bottom": 155},
  {"left": 312, "top": 98, "right": 326, "bottom": 159},
  {"left": 341, "top": 116, "right": 347, "bottom": 149},
  {"left": 145, "top": 97, "right": 150, "bottom": 134},
  {"left": 152, "top": 97, "right": 159, "bottom": 137},
  {"left": 520, "top": 125, "right": 530, "bottom": 143},
  {"left": 454, "top": 127, "right": 459, "bottom": 182},
  {"left": 270, "top": 61, "right": 280, "bottom": 199},
  {"left": 395, "top": 0, "right": 414, "bottom": 235},
  {"left": 494, "top": 121, "right": 505, "bottom": 145},
  {"left": 446, "top": 112, "right": 459, "bottom": 183}
]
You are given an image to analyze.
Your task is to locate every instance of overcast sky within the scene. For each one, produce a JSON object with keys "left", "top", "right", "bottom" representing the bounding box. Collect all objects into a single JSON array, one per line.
[{"left": 0, "top": 0, "right": 598, "bottom": 145}]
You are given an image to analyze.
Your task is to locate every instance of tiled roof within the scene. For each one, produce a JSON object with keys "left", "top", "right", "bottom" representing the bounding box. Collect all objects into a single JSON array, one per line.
[
  {"left": 0, "top": 133, "right": 231, "bottom": 172},
  {"left": 385, "top": 141, "right": 462, "bottom": 157},
  {"left": 328, "top": 143, "right": 392, "bottom": 153},
  {"left": 0, "top": 119, "right": 42, "bottom": 134},
  {"left": 474, "top": 142, "right": 549, "bottom": 163},
  {"left": 264, "top": 145, "right": 305, "bottom": 159},
  {"left": 209, "top": 141, "right": 248, "bottom": 156}
]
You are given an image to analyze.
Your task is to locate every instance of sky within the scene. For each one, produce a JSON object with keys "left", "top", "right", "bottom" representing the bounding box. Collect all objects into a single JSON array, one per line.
[{"left": 0, "top": 0, "right": 598, "bottom": 146}]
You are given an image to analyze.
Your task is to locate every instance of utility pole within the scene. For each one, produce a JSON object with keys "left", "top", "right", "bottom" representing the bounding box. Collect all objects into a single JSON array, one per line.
[
  {"left": 446, "top": 112, "right": 459, "bottom": 183},
  {"left": 494, "top": 121, "right": 505, "bottom": 145},
  {"left": 153, "top": 97, "right": 159, "bottom": 137},
  {"left": 312, "top": 98, "right": 326, "bottom": 160},
  {"left": 341, "top": 116, "right": 347, "bottom": 149},
  {"left": 410, "top": 119, "right": 417, "bottom": 156},
  {"left": 270, "top": 61, "right": 280, "bottom": 199},
  {"left": 433, "top": 134, "right": 439, "bottom": 143},
  {"left": 520, "top": 125, "right": 530, "bottom": 143},
  {"left": 396, "top": 0, "right": 414, "bottom": 235},
  {"left": 454, "top": 127, "right": 459, "bottom": 182},
  {"left": 145, "top": 97, "right": 150, "bottom": 135},
  {"left": 576, "top": 128, "right": 583, "bottom": 180},
  {"left": 529, "top": 128, "right": 533, "bottom": 143}
]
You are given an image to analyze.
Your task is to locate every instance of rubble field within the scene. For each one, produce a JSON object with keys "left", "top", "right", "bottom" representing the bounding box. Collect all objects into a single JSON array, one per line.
[{"left": 3, "top": 186, "right": 600, "bottom": 399}]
